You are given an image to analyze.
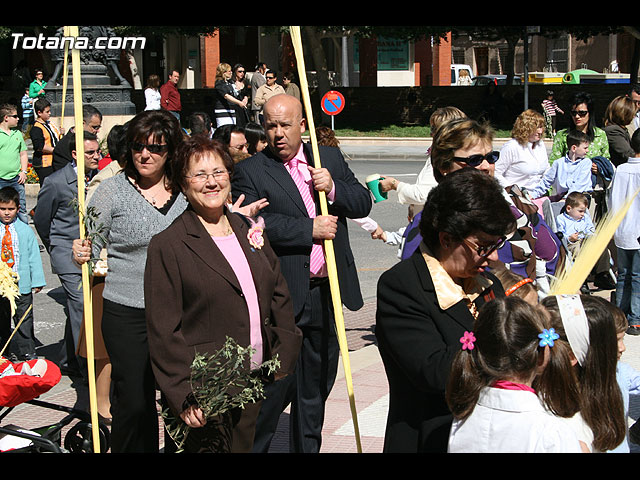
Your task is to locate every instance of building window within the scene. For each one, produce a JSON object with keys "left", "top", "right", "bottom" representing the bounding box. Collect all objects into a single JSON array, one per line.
[{"left": 546, "top": 34, "right": 568, "bottom": 72}]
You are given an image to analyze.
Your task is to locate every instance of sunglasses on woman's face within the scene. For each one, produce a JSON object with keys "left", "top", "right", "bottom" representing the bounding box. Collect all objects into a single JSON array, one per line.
[
  {"left": 571, "top": 110, "right": 589, "bottom": 118},
  {"left": 452, "top": 151, "right": 500, "bottom": 168},
  {"left": 131, "top": 141, "right": 169, "bottom": 154}
]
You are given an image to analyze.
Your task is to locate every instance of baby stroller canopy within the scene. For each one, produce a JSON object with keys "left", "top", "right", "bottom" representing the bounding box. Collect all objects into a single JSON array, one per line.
[{"left": 0, "top": 357, "right": 61, "bottom": 408}]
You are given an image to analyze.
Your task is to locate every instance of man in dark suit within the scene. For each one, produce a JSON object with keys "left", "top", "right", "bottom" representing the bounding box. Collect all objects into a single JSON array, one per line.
[
  {"left": 34, "top": 131, "right": 100, "bottom": 377},
  {"left": 231, "top": 94, "right": 372, "bottom": 453},
  {"left": 52, "top": 105, "right": 102, "bottom": 172}
]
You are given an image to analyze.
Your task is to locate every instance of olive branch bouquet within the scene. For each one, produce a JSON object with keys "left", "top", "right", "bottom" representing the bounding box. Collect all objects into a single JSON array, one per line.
[
  {"left": 162, "top": 336, "right": 280, "bottom": 452},
  {"left": 69, "top": 198, "right": 108, "bottom": 276}
]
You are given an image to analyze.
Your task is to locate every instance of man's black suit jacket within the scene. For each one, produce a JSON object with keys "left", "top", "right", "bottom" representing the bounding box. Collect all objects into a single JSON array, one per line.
[{"left": 231, "top": 143, "right": 372, "bottom": 316}]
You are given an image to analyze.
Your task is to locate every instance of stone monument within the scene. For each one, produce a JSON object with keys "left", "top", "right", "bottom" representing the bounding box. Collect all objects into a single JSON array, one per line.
[{"left": 45, "top": 26, "right": 136, "bottom": 131}]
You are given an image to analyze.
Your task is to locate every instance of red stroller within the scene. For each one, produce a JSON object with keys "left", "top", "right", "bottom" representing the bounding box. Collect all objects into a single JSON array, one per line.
[{"left": 0, "top": 357, "right": 110, "bottom": 453}]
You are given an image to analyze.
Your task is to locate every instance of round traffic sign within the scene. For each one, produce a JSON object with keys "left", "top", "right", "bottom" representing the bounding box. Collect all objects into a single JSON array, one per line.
[{"left": 321, "top": 91, "right": 345, "bottom": 116}]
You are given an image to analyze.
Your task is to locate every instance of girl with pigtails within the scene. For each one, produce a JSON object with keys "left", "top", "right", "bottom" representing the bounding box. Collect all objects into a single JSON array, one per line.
[{"left": 446, "top": 295, "right": 583, "bottom": 453}]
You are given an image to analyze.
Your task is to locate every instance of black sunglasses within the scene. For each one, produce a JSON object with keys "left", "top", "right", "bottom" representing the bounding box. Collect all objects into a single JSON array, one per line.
[
  {"left": 571, "top": 110, "right": 589, "bottom": 118},
  {"left": 131, "top": 141, "right": 169, "bottom": 154},
  {"left": 452, "top": 151, "right": 500, "bottom": 168}
]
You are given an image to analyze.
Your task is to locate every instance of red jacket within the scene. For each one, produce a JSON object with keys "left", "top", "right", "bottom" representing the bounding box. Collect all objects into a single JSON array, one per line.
[{"left": 160, "top": 81, "right": 181, "bottom": 112}]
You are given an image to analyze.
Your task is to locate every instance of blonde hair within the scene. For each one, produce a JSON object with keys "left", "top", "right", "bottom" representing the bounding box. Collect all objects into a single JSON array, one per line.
[
  {"left": 511, "top": 109, "right": 545, "bottom": 146},
  {"left": 429, "top": 106, "right": 467, "bottom": 135},
  {"left": 215, "top": 63, "right": 232, "bottom": 82}
]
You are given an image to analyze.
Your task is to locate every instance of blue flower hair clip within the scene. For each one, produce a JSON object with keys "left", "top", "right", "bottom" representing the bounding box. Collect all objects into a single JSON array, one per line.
[{"left": 538, "top": 328, "right": 560, "bottom": 348}]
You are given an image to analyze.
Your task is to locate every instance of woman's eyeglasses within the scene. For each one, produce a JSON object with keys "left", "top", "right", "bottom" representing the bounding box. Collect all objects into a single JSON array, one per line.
[
  {"left": 131, "top": 142, "right": 169, "bottom": 154},
  {"left": 452, "top": 151, "right": 500, "bottom": 168},
  {"left": 185, "top": 170, "right": 229, "bottom": 184},
  {"left": 571, "top": 110, "right": 589, "bottom": 118},
  {"left": 462, "top": 236, "right": 507, "bottom": 258}
]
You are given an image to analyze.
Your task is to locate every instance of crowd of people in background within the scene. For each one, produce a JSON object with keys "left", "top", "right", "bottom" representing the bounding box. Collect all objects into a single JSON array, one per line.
[{"left": 3, "top": 63, "right": 640, "bottom": 453}]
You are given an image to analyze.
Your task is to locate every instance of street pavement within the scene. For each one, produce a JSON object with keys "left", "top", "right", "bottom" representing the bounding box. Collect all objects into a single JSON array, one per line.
[{"left": 2, "top": 137, "right": 639, "bottom": 454}]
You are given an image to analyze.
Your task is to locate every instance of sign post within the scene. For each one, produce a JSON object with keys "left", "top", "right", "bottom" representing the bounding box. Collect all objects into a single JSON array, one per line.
[{"left": 321, "top": 90, "right": 346, "bottom": 130}]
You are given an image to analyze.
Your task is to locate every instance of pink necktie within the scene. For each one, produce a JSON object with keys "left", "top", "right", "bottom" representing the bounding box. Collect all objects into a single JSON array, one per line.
[{"left": 287, "top": 158, "right": 325, "bottom": 274}]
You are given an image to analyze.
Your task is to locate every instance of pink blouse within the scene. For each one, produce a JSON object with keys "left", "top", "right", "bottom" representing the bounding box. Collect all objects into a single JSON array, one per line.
[{"left": 211, "top": 233, "right": 263, "bottom": 367}]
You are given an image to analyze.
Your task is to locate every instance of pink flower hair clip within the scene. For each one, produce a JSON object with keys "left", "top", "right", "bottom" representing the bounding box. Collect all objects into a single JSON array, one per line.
[
  {"left": 247, "top": 216, "right": 265, "bottom": 250},
  {"left": 460, "top": 331, "right": 476, "bottom": 351}
]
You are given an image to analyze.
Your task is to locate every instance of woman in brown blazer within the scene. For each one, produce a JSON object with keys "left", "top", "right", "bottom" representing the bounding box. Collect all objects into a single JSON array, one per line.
[{"left": 144, "top": 136, "right": 301, "bottom": 453}]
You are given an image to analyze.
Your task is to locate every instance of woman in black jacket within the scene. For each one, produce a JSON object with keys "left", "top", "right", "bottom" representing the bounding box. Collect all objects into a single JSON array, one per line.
[{"left": 376, "top": 168, "right": 516, "bottom": 453}]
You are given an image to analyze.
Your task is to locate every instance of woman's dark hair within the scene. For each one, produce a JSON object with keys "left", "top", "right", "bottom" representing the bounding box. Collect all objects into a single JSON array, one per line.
[
  {"left": 446, "top": 296, "right": 554, "bottom": 420},
  {"left": 106, "top": 123, "right": 129, "bottom": 167},
  {"left": 171, "top": 135, "right": 234, "bottom": 192},
  {"left": 570, "top": 91, "right": 597, "bottom": 141},
  {"left": 122, "top": 110, "right": 183, "bottom": 193},
  {"left": 232, "top": 63, "right": 246, "bottom": 81},
  {"left": 316, "top": 126, "right": 340, "bottom": 148},
  {"left": 243, "top": 122, "right": 267, "bottom": 155},
  {"left": 145, "top": 74, "right": 160, "bottom": 90},
  {"left": 418, "top": 168, "right": 516, "bottom": 255},
  {"left": 538, "top": 295, "right": 626, "bottom": 452}
]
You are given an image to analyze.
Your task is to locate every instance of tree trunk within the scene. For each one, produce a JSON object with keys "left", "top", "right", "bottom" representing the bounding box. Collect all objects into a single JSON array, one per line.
[{"left": 303, "top": 27, "right": 332, "bottom": 125}]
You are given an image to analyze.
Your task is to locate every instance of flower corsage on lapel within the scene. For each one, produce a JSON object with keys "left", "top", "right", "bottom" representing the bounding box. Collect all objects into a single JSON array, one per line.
[{"left": 247, "top": 216, "right": 265, "bottom": 250}]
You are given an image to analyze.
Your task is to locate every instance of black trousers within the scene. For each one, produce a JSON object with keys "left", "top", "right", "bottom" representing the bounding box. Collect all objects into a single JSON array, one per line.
[
  {"left": 251, "top": 279, "right": 339, "bottom": 453},
  {"left": 0, "top": 292, "right": 35, "bottom": 358},
  {"left": 101, "top": 298, "right": 158, "bottom": 453}
]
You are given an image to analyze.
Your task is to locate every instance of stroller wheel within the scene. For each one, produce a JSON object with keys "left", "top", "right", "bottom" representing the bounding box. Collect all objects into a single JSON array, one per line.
[{"left": 64, "top": 421, "right": 110, "bottom": 453}]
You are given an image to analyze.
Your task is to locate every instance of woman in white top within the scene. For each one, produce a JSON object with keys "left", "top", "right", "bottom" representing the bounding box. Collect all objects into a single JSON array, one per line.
[
  {"left": 144, "top": 74, "right": 161, "bottom": 111},
  {"left": 446, "top": 296, "right": 583, "bottom": 453},
  {"left": 378, "top": 107, "right": 466, "bottom": 212},
  {"left": 495, "top": 109, "right": 549, "bottom": 190}
]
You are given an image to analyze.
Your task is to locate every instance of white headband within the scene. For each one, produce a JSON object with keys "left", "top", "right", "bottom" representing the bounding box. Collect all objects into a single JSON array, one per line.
[{"left": 556, "top": 294, "right": 590, "bottom": 367}]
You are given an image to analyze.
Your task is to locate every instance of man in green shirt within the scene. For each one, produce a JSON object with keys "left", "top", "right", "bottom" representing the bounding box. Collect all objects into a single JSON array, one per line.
[{"left": 0, "top": 104, "right": 29, "bottom": 223}]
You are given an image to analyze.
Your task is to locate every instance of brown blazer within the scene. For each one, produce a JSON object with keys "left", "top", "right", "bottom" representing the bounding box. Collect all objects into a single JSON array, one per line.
[{"left": 144, "top": 206, "right": 302, "bottom": 449}]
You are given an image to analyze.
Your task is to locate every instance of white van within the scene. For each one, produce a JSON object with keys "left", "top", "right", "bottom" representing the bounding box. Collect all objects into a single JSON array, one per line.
[{"left": 451, "top": 64, "right": 474, "bottom": 86}]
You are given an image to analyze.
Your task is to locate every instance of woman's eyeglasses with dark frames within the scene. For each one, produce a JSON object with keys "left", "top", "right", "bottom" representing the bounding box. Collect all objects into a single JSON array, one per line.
[{"left": 462, "top": 236, "right": 507, "bottom": 258}]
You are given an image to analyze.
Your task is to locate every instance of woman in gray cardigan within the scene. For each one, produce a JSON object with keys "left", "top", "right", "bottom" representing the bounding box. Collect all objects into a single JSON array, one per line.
[{"left": 73, "top": 110, "right": 188, "bottom": 452}]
